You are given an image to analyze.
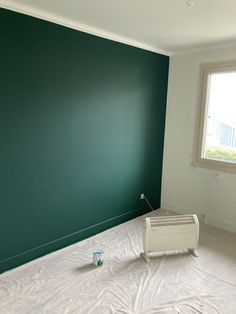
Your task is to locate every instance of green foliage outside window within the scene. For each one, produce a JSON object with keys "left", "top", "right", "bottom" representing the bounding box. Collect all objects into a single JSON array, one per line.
[{"left": 205, "top": 147, "right": 236, "bottom": 162}]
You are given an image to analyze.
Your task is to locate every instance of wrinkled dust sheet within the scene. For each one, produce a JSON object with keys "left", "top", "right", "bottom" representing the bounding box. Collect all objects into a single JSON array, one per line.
[{"left": 0, "top": 209, "right": 236, "bottom": 314}]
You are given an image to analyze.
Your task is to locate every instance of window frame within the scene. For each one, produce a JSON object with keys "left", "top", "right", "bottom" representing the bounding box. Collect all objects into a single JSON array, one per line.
[{"left": 193, "top": 60, "right": 236, "bottom": 173}]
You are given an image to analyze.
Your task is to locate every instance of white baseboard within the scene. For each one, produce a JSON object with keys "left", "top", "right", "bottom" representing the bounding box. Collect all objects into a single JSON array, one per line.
[{"left": 161, "top": 200, "right": 236, "bottom": 234}]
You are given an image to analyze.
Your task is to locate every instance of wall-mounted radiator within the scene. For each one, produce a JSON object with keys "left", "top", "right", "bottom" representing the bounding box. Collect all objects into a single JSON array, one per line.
[{"left": 141, "top": 215, "right": 199, "bottom": 262}]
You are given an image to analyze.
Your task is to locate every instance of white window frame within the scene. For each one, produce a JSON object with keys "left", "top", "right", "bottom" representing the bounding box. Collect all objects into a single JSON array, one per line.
[{"left": 193, "top": 60, "right": 236, "bottom": 173}]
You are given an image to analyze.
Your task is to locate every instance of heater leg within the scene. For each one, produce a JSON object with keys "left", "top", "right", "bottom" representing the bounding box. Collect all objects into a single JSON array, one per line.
[
  {"left": 188, "top": 249, "right": 199, "bottom": 257},
  {"left": 141, "top": 252, "right": 150, "bottom": 263}
]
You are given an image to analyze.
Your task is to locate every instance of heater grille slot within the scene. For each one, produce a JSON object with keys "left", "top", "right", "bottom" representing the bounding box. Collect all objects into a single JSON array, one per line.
[{"left": 149, "top": 215, "right": 195, "bottom": 227}]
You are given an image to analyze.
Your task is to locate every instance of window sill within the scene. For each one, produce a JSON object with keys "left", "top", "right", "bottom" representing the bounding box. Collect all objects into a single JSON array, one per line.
[{"left": 192, "top": 157, "right": 236, "bottom": 174}]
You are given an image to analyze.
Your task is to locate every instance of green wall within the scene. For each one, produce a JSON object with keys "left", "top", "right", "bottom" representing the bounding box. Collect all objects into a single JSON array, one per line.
[{"left": 0, "top": 8, "right": 169, "bottom": 273}]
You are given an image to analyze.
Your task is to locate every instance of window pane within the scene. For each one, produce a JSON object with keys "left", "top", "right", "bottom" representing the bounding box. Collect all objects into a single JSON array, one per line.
[{"left": 203, "top": 72, "right": 236, "bottom": 163}]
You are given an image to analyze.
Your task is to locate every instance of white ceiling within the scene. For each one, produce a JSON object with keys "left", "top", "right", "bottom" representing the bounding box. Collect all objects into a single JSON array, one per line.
[{"left": 1, "top": 0, "right": 236, "bottom": 55}]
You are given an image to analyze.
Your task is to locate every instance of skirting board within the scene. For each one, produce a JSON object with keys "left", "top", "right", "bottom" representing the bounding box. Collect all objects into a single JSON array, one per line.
[
  {"left": 0, "top": 208, "right": 160, "bottom": 279},
  {"left": 161, "top": 201, "right": 236, "bottom": 234},
  {"left": 0, "top": 207, "right": 147, "bottom": 274}
]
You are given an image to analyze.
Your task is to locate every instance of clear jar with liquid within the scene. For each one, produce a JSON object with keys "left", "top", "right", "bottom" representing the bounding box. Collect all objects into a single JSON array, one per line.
[{"left": 93, "top": 250, "right": 104, "bottom": 267}]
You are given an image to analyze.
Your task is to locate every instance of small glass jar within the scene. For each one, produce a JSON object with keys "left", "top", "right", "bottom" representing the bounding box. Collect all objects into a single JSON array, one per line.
[{"left": 93, "top": 250, "right": 104, "bottom": 267}]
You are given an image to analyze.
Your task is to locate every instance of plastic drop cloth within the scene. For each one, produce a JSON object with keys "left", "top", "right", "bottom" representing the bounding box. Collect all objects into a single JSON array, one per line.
[{"left": 0, "top": 209, "right": 236, "bottom": 314}]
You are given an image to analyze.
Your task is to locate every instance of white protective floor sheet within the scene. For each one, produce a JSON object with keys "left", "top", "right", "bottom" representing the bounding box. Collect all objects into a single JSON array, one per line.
[{"left": 0, "top": 209, "right": 236, "bottom": 314}]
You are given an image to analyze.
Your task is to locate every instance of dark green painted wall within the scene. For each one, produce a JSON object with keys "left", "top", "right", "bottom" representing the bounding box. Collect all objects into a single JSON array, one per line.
[{"left": 0, "top": 8, "right": 169, "bottom": 273}]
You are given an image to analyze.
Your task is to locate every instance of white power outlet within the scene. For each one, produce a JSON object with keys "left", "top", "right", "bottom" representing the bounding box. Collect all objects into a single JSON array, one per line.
[{"left": 140, "top": 193, "right": 145, "bottom": 199}]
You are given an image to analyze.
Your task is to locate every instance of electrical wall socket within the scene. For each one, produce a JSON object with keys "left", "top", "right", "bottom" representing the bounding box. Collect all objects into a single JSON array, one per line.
[{"left": 140, "top": 193, "right": 145, "bottom": 199}]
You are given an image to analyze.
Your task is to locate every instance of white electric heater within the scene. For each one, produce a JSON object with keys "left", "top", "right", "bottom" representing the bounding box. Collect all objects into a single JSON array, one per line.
[{"left": 141, "top": 214, "right": 199, "bottom": 262}]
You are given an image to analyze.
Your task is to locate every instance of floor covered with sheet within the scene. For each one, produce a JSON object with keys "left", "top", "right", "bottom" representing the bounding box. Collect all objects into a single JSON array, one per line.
[{"left": 0, "top": 209, "right": 236, "bottom": 314}]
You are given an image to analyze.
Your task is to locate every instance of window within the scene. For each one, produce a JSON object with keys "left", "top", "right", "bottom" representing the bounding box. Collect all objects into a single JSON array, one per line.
[{"left": 194, "top": 61, "right": 236, "bottom": 173}]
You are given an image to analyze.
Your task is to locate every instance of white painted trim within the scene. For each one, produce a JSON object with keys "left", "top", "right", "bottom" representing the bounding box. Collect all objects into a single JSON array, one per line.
[
  {"left": 172, "top": 40, "right": 236, "bottom": 56},
  {"left": 192, "top": 60, "right": 236, "bottom": 174},
  {"left": 3, "top": 0, "right": 236, "bottom": 57},
  {"left": 161, "top": 200, "right": 236, "bottom": 234},
  {"left": 0, "top": 0, "right": 171, "bottom": 56}
]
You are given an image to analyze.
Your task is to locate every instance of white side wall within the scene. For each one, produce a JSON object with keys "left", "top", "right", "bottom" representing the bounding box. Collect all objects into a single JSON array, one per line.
[{"left": 162, "top": 46, "right": 236, "bottom": 233}]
